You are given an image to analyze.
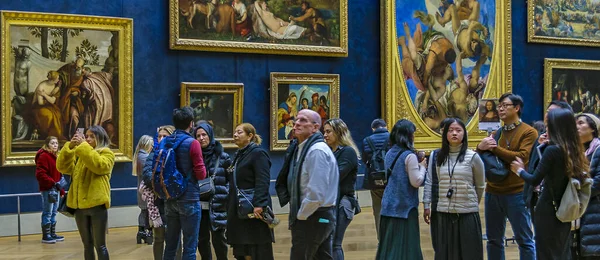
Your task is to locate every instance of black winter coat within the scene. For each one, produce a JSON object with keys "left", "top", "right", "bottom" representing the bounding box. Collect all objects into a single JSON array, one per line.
[
  {"left": 202, "top": 141, "right": 231, "bottom": 231},
  {"left": 580, "top": 144, "right": 600, "bottom": 257}
]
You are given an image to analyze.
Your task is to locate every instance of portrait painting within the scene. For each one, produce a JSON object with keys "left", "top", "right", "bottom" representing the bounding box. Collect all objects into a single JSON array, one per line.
[
  {"left": 528, "top": 0, "right": 600, "bottom": 47},
  {"left": 169, "top": 0, "right": 348, "bottom": 56},
  {"left": 270, "top": 73, "right": 339, "bottom": 151},
  {"left": 381, "top": 0, "right": 511, "bottom": 151},
  {"left": 544, "top": 58, "right": 600, "bottom": 114},
  {"left": 478, "top": 98, "right": 500, "bottom": 131},
  {"left": 1, "top": 11, "right": 134, "bottom": 166},
  {"left": 180, "top": 82, "right": 243, "bottom": 149}
]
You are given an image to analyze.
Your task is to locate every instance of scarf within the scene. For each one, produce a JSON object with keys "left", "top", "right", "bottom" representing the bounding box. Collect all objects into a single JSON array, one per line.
[
  {"left": 586, "top": 138, "right": 600, "bottom": 158},
  {"left": 139, "top": 181, "right": 162, "bottom": 228}
]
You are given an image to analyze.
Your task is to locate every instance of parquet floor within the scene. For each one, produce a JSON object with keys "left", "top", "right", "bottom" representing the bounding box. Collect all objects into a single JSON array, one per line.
[{"left": 0, "top": 206, "right": 520, "bottom": 259}]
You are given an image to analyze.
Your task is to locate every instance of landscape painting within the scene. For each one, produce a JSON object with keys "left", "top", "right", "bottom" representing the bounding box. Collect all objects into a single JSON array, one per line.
[{"left": 170, "top": 0, "right": 348, "bottom": 56}]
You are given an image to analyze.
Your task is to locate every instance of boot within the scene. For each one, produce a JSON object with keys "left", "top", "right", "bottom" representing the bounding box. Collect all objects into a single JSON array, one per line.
[
  {"left": 145, "top": 229, "right": 153, "bottom": 245},
  {"left": 136, "top": 230, "right": 147, "bottom": 244},
  {"left": 50, "top": 223, "right": 64, "bottom": 242},
  {"left": 41, "top": 224, "right": 56, "bottom": 244}
]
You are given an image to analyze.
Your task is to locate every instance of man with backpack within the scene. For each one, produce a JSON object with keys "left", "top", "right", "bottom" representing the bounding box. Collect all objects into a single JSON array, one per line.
[
  {"left": 156, "top": 107, "right": 207, "bottom": 260},
  {"left": 361, "top": 119, "right": 390, "bottom": 238}
]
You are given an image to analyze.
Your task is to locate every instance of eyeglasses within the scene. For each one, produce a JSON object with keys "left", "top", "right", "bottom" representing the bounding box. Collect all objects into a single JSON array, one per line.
[{"left": 497, "top": 103, "right": 514, "bottom": 109}]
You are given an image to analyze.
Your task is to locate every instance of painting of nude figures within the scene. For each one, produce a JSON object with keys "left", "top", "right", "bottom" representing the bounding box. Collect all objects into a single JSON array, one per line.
[
  {"left": 382, "top": 0, "right": 511, "bottom": 151},
  {"left": 270, "top": 73, "right": 339, "bottom": 151},
  {"left": 180, "top": 82, "right": 244, "bottom": 149},
  {"left": 544, "top": 58, "right": 600, "bottom": 114},
  {"left": 169, "top": 0, "right": 348, "bottom": 56},
  {"left": 1, "top": 11, "right": 134, "bottom": 166},
  {"left": 529, "top": 0, "right": 600, "bottom": 47}
]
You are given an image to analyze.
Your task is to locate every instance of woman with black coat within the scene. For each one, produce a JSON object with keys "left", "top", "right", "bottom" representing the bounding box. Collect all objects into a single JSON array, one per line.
[
  {"left": 227, "top": 123, "right": 274, "bottom": 260},
  {"left": 194, "top": 122, "right": 231, "bottom": 260}
]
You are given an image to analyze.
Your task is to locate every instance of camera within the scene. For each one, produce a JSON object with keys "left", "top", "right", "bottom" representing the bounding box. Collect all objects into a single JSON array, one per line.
[{"left": 446, "top": 188, "right": 454, "bottom": 198}]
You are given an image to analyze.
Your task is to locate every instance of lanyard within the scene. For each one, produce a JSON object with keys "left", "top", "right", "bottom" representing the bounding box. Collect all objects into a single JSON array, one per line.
[{"left": 447, "top": 157, "right": 459, "bottom": 180}]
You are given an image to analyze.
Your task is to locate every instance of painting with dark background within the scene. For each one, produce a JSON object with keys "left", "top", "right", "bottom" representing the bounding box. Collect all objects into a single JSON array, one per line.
[
  {"left": 550, "top": 68, "right": 600, "bottom": 114},
  {"left": 190, "top": 93, "right": 235, "bottom": 138},
  {"left": 2, "top": 0, "right": 600, "bottom": 215}
]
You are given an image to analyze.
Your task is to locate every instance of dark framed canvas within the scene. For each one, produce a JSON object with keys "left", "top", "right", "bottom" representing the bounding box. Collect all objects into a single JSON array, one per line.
[{"left": 544, "top": 58, "right": 600, "bottom": 114}]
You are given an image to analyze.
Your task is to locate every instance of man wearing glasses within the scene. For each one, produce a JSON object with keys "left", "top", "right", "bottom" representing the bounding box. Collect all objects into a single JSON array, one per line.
[{"left": 477, "top": 93, "right": 538, "bottom": 260}]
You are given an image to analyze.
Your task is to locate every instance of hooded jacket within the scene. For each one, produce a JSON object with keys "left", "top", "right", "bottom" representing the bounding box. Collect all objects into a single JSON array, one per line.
[{"left": 35, "top": 149, "right": 65, "bottom": 195}]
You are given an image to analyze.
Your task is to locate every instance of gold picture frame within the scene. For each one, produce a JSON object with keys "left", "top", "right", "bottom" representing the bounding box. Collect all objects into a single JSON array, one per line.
[
  {"left": 1, "top": 11, "right": 134, "bottom": 166},
  {"left": 528, "top": 1, "right": 600, "bottom": 47},
  {"left": 180, "top": 82, "right": 244, "bottom": 149},
  {"left": 169, "top": 0, "right": 348, "bottom": 57},
  {"left": 270, "top": 72, "right": 339, "bottom": 151},
  {"left": 381, "top": 0, "right": 512, "bottom": 151},
  {"left": 544, "top": 58, "right": 600, "bottom": 113}
]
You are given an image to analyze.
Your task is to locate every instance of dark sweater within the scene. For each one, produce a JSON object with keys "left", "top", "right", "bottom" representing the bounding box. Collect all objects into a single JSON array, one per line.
[{"left": 334, "top": 146, "right": 358, "bottom": 198}]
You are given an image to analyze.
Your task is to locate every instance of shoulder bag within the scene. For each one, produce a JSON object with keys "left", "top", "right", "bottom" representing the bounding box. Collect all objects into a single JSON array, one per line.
[
  {"left": 480, "top": 128, "right": 510, "bottom": 183},
  {"left": 57, "top": 176, "right": 75, "bottom": 218}
]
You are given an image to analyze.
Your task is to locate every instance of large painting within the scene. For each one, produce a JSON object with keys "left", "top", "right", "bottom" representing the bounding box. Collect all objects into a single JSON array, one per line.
[
  {"left": 544, "top": 58, "right": 600, "bottom": 114},
  {"left": 528, "top": 0, "right": 600, "bottom": 47},
  {"left": 180, "top": 82, "right": 243, "bottom": 149},
  {"left": 270, "top": 72, "right": 339, "bottom": 151},
  {"left": 381, "top": 0, "right": 511, "bottom": 151},
  {"left": 169, "top": 0, "right": 348, "bottom": 56},
  {"left": 1, "top": 11, "right": 134, "bottom": 166}
]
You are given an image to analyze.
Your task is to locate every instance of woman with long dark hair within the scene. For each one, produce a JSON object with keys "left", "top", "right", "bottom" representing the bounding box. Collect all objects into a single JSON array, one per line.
[
  {"left": 376, "top": 119, "right": 426, "bottom": 260},
  {"left": 35, "top": 136, "right": 65, "bottom": 244},
  {"left": 423, "top": 118, "right": 485, "bottom": 259},
  {"left": 56, "top": 125, "right": 115, "bottom": 260},
  {"left": 511, "top": 108, "right": 590, "bottom": 259},
  {"left": 323, "top": 118, "right": 360, "bottom": 260}
]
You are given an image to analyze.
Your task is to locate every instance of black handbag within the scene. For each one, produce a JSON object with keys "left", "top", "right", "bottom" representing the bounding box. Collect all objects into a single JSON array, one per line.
[
  {"left": 58, "top": 177, "right": 75, "bottom": 218},
  {"left": 198, "top": 177, "right": 215, "bottom": 201},
  {"left": 480, "top": 128, "right": 509, "bottom": 183}
]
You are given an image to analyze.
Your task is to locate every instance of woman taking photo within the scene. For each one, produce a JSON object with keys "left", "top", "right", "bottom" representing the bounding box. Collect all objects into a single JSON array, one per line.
[
  {"left": 56, "top": 126, "right": 115, "bottom": 260},
  {"left": 35, "top": 136, "right": 65, "bottom": 244},
  {"left": 511, "top": 108, "right": 589, "bottom": 259},
  {"left": 133, "top": 135, "right": 153, "bottom": 244},
  {"left": 376, "top": 119, "right": 426, "bottom": 260},
  {"left": 227, "top": 123, "right": 274, "bottom": 260},
  {"left": 576, "top": 113, "right": 600, "bottom": 259},
  {"left": 423, "top": 118, "right": 485, "bottom": 259},
  {"left": 323, "top": 118, "right": 360, "bottom": 260},
  {"left": 195, "top": 122, "right": 231, "bottom": 259}
]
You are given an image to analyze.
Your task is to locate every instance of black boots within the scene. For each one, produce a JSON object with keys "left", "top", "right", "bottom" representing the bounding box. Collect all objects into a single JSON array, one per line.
[
  {"left": 41, "top": 224, "right": 55, "bottom": 244},
  {"left": 136, "top": 226, "right": 153, "bottom": 245},
  {"left": 51, "top": 223, "right": 64, "bottom": 242}
]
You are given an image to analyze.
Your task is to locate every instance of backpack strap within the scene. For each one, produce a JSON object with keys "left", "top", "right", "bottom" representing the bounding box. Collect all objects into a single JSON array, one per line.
[
  {"left": 387, "top": 149, "right": 405, "bottom": 175},
  {"left": 366, "top": 137, "right": 376, "bottom": 152},
  {"left": 494, "top": 127, "right": 502, "bottom": 142}
]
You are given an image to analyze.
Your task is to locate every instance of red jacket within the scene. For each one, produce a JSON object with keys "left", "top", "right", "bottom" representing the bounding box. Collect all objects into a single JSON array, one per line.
[{"left": 35, "top": 149, "right": 64, "bottom": 195}]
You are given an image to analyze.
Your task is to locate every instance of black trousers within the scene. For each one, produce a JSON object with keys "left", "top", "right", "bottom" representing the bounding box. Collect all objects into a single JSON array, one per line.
[
  {"left": 290, "top": 207, "right": 336, "bottom": 260},
  {"left": 75, "top": 205, "right": 109, "bottom": 260},
  {"left": 198, "top": 210, "right": 228, "bottom": 260}
]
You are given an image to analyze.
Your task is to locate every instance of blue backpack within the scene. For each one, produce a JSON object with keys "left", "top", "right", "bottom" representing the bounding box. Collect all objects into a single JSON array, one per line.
[{"left": 151, "top": 136, "right": 191, "bottom": 200}]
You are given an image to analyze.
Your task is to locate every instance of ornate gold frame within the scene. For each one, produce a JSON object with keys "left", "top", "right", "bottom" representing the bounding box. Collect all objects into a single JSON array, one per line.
[
  {"left": 180, "top": 82, "right": 244, "bottom": 149},
  {"left": 528, "top": 1, "right": 600, "bottom": 47},
  {"left": 381, "top": 0, "right": 512, "bottom": 151},
  {"left": 1, "top": 11, "right": 134, "bottom": 166},
  {"left": 270, "top": 72, "right": 339, "bottom": 151},
  {"left": 169, "top": 0, "right": 348, "bottom": 57},
  {"left": 543, "top": 58, "right": 600, "bottom": 109}
]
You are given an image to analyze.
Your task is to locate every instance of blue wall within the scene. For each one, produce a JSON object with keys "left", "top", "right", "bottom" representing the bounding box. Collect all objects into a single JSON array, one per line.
[{"left": 0, "top": 0, "right": 380, "bottom": 214}]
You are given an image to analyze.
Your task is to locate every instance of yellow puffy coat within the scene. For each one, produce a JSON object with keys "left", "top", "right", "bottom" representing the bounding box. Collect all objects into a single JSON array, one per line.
[{"left": 56, "top": 141, "right": 115, "bottom": 209}]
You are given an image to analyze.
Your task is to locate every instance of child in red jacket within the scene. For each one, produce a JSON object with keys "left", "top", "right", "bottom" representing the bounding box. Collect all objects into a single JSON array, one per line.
[{"left": 35, "top": 136, "right": 65, "bottom": 244}]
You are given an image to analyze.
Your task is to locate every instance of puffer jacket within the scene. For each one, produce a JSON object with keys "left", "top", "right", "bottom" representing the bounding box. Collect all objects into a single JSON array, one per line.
[
  {"left": 204, "top": 141, "right": 231, "bottom": 231},
  {"left": 580, "top": 145, "right": 600, "bottom": 257}
]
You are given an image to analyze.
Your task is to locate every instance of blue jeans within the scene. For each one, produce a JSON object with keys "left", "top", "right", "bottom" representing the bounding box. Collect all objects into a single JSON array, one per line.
[
  {"left": 164, "top": 200, "right": 201, "bottom": 260},
  {"left": 333, "top": 197, "right": 354, "bottom": 260},
  {"left": 40, "top": 191, "right": 58, "bottom": 225},
  {"left": 485, "top": 192, "right": 536, "bottom": 260}
]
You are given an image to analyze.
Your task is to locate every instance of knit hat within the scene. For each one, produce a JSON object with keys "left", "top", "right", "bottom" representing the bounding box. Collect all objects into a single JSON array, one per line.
[{"left": 580, "top": 113, "right": 600, "bottom": 134}]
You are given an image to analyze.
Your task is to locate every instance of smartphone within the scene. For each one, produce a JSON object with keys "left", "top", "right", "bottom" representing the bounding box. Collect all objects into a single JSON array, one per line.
[
  {"left": 77, "top": 128, "right": 85, "bottom": 136},
  {"left": 417, "top": 151, "right": 426, "bottom": 163}
]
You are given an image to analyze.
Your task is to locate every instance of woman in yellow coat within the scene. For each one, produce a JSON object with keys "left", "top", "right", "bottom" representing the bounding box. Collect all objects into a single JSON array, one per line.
[{"left": 56, "top": 125, "right": 114, "bottom": 260}]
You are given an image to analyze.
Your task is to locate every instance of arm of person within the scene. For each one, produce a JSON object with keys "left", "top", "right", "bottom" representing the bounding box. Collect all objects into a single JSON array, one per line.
[
  {"left": 292, "top": 9, "right": 312, "bottom": 22},
  {"left": 471, "top": 153, "right": 486, "bottom": 203},
  {"left": 35, "top": 153, "right": 57, "bottom": 187},
  {"left": 492, "top": 128, "right": 537, "bottom": 166},
  {"left": 518, "top": 145, "right": 559, "bottom": 186},
  {"left": 361, "top": 139, "right": 371, "bottom": 165},
  {"left": 297, "top": 149, "right": 337, "bottom": 220},
  {"left": 142, "top": 151, "right": 155, "bottom": 185},
  {"left": 338, "top": 148, "right": 358, "bottom": 181},
  {"left": 56, "top": 142, "right": 76, "bottom": 174},
  {"left": 189, "top": 140, "right": 207, "bottom": 180},
  {"left": 43, "top": 93, "right": 57, "bottom": 104},
  {"left": 423, "top": 154, "right": 435, "bottom": 209},
  {"left": 405, "top": 153, "right": 426, "bottom": 188},
  {"left": 74, "top": 142, "right": 115, "bottom": 175},
  {"left": 252, "top": 150, "right": 272, "bottom": 208}
]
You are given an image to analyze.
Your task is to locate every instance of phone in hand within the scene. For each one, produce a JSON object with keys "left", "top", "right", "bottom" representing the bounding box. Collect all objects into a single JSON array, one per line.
[
  {"left": 417, "top": 151, "right": 426, "bottom": 163},
  {"left": 77, "top": 128, "right": 85, "bottom": 137}
]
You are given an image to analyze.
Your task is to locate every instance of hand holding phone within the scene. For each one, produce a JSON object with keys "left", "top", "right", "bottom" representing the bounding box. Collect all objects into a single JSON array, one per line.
[{"left": 77, "top": 128, "right": 85, "bottom": 137}]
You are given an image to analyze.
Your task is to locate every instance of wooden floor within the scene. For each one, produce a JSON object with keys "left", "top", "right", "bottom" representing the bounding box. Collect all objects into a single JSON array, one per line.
[{"left": 0, "top": 206, "right": 520, "bottom": 259}]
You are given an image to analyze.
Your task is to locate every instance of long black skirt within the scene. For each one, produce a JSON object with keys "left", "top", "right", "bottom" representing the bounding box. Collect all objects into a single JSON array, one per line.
[
  {"left": 376, "top": 208, "right": 423, "bottom": 260},
  {"left": 430, "top": 211, "right": 483, "bottom": 260}
]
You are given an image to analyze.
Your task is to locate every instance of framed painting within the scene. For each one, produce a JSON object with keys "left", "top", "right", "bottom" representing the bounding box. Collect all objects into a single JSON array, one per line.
[
  {"left": 528, "top": 0, "right": 600, "bottom": 47},
  {"left": 1, "top": 11, "right": 134, "bottom": 166},
  {"left": 180, "top": 82, "right": 244, "bottom": 149},
  {"left": 169, "top": 0, "right": 348, "bottom": 57},
  {"left": 544, "top": 58, "right": 600, "bottom": 114},
  {"left": 270, "top": 72, "right": 339, "bottom": 151},
  {"left": 381, "top": 0, "right": 512, "bottom": 151}
]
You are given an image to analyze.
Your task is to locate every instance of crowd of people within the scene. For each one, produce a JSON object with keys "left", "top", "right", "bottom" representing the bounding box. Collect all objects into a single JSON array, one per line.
[{"left": 34, "top": 92, "right": 600, "bottom": 260}]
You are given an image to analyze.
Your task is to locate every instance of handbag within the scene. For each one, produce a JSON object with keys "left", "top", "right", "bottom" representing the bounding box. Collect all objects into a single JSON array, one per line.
[
  {"left": 549, "top": 176, "right": 593, "bottom": 223},
  {"left": 57, "top": 177, "right": 75, "bottom": 218},
  {"left": 231, "top": 147, "right": 256, "bottom": 219},
  {"left": 199, "top": 161, "right": 217, "bottom": 201},
  {"left": 480, "top": 128, "right": 509, "bottom": 183}
]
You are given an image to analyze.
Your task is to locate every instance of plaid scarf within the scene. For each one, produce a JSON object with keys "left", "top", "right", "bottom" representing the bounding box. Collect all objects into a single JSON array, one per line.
[{"left": 139, "top": 181, "right": 163, "bottom": 228}]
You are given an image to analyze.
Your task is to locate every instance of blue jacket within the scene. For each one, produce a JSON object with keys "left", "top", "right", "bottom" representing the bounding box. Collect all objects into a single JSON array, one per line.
[
  {"left": 580, "top": 144, "right": 600, "bottom": 257},
  {"left": 163, "top": 130, "right": 199, "bottom": 202},
  {"left": 361, "top": 128, "right": 390, "bottom": 189}
]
